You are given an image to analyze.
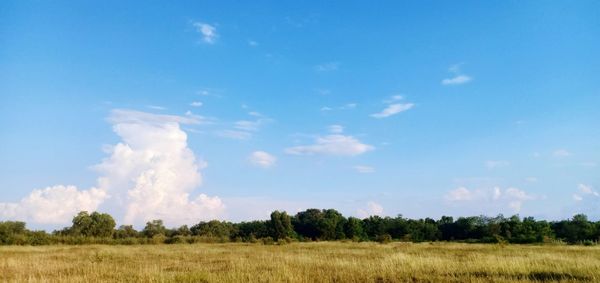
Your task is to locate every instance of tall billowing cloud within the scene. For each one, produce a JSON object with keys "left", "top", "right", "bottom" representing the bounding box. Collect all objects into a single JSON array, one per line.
[
  {"left": 0, "top": 109, "right": 224, "bottom": 227},
  {"left": 95, "top": 110, "right": 224, "bottom": 226}
]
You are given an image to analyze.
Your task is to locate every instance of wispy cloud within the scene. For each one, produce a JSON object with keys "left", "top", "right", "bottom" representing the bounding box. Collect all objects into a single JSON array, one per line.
[
  {"left": 371, "top": 103, "right": 414, "bottom": 118},
  {"left": 248, "top": 151, "right": 277, "bottom": 168},
  {"left": 328, "top": 125, "right": 344, "bottom": 134},
  {"left": 315, "top": 62, "right": 339, "bottom": 72},
  {"left": 320, "top": 103, "right": 357, "bottom": 112},
  {"left": 248, "top": 40, "right": 258, "bottom": 47},
  {"left": 442, "top": 63, "right": 472, "bottom": 85},
  {"left": 193, "top": 22, "right": 218, "bottom": 44},
  {"left": 217, "top": 130, "right": 252, "bottom": 140},
  {"left": 553, "top": 149, "right": 571, "bottom": 157},
  {"left": 354, "top": 165, "right": 375, "bottom": 174},
  {"left": 485, "top": 160, "right": 510, "bottom": 169},
  {"left": 286, "top": 134, "right": 374, "bottom": 156},
  {"left": 190, "top": 101, "right": 203, "bottom": 107},
  {"left": 146, "top": 105, "right": 166, "bottom": 110}
]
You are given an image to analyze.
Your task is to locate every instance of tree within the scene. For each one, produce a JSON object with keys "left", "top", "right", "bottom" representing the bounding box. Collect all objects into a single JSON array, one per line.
[
  {"left": 143, "top": 220, "right": 167, "bottom": 238},
  {"left": 344, "top": 217, "right": 366, "bottom": 240},
  {"left": 69, "top": 211, "right": 116, "bottom": 237},
  {"left": 268, "top": 211, "right": 294, "bottom": 241},
  {"left": 114, "top": 225, "right": 139, "bottom": 238}
]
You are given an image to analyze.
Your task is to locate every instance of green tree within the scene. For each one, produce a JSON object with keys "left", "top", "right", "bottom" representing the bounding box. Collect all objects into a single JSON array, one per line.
[
  {"left": 143, "top": 220, "right": 167, "bottom": 238},
  {"left": 268, "top": 211, "right": 294, "bottom": 241},
  {"left": 70, "top": 211, "right": 116, "bottom": 237}
]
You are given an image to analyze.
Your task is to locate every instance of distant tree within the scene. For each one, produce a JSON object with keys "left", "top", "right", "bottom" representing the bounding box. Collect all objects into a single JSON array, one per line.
[
  {"left": 0, "top": 221, "right": 27, "bottom": 245},
  {"left": 69, "top": 211, "right": 116, "bottom": 237},
  {"left": 268, "top": 211, "right": 294, "bottom": 241},
  {"left": 344, "top": 217, "right": 366, "bottom": 240},
  {"left": 143, "top": 220, "right": 167, "bottom": 238},
  {"left": 293, "top": 209, "right": 324, "bottom": 240},
  {"left": 114, "top": 225, "right": 139, "bottom": 239},
  {"left": 191, "top": 220, "right": 235, "bottom": 239}
]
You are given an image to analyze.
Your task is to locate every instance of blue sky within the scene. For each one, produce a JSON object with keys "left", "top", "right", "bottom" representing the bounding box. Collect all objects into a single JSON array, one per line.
[{"left": 1, "top": 1, "right": 599, "bottom": 228}]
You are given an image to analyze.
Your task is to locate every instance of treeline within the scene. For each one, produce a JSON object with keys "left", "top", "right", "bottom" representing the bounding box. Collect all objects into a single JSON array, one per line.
[{"left": 1, "top": 209, "right": 600, "bottom": 246}]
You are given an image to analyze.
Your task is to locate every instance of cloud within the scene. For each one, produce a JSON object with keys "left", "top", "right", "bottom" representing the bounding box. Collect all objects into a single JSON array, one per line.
[
  {"left": 525, "top": 177, "right": 538, "bottom": 183},
  {"left": 573, "top": 184, "right": 599, "bottom": 202},
  {"left": 320, "top": 103, "right": 357, "bottom": 112},
  {"left": 442, "top": 64, "right": 472, "bottom": 85},
  {"left": 354, "top": 165, "right": 375, "bottom": 174},
  {"left": 285, "top": 134, "right": 374, "bottom": 156},
  {"left": 371, "top": 103, "right": 414, "bottom": 118},
  {"left": 190, "top": 101, "right": 203, "bottom": 107},
  {"left": 248, "top": 40, "right": 258, "bottom": 47},
  {"left": 357, "top": 201, "right": 384, "bottom": 218},
  {"left": 96, "top": 110, "right": 225, "bottom": 226},
  {"left": 0, "top": 185, "right": 108, "bottom": 225},
  {"left": 235, "top": 120, "right": 261, "bottom": 132},
  {"left": 485, "top": 160, "right": 510, "bottom": 169},
  {"left": 445, "top": 186, "right": 534, "bottom": 213},
  {"left": 340, "top": 103, "right": 357, "bottom": 110},
  {"left": 328, "top": 125, "right": 344, "bottom": 134},
  {"left": 315, "top": 62, "right": 339, "bottom": 72},
  {"left": 193, "top": 22, "right": 218, "bottom": 44},
  {"left": 248, "top": 151, "right": 277, "bottom": 168},
  {"left": 217, "top": 130, "right": 252, "bottom": 140},
  {"left": 146, "top": 105, "right": 166, "bottom": 110},
  {"left": 1, "top": 109, "right": 225, "bottom": 227},
  {"left": 553, "top": 149, "right": 571, "bottom": 157},
  {"left": 442, "top": 75, "right": 472, "bottom": 85}
]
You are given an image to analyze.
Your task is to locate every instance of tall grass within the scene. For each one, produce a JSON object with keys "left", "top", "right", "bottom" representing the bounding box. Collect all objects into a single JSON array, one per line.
[{"left": 1, "top": 242, "right": 599, "bottom": 282}]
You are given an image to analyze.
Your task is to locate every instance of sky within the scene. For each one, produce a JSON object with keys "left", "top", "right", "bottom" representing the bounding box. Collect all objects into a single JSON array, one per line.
[{"left": 1, "top": 1, "right": 599, "bottom": 229}]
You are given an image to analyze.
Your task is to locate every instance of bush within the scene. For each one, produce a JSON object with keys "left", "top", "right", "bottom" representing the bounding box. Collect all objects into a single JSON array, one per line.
[{"left": 376, "top": 234, "right": 392, "bottom": 244}]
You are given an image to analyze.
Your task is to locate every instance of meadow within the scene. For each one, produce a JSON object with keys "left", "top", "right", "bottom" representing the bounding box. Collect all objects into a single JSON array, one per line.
[{"left": 1, "top": 242, "right": 599, "bottom": 282}]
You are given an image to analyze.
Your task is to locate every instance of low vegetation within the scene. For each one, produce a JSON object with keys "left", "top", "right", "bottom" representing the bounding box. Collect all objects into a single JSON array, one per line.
[
  {"left": 1, "top": 209, "right": 599, "bottom": 246},
  {"left": 1, "top": 242, "right": 600, "bottom": 282}
]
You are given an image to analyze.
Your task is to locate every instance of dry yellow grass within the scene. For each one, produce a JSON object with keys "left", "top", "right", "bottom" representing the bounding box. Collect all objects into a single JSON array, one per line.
[{"left": 1, "top": 242, "right": 599, "bottom": 282}]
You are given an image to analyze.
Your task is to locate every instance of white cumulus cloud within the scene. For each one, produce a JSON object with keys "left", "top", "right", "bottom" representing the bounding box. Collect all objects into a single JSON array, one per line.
[
  {"left": 249, "top": 151, "right": 277, "bottom": 168},
  {"left": 0, "top": 185, "right": 107, "bottom": 225},
  {"left": 445, "top": 186, "right": 534, "bottom": 213},
  {"left": 1, "top": 109, "right": 225, "bottom": 227},
  {"left": 357, "top": 201, "right": 384, "bottom": 218},
  {"left": 97, "top": 109, "right": 224, "bottom": 226}
]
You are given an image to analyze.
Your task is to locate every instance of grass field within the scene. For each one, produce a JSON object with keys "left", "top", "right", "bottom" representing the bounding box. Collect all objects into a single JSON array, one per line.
[{"left": 1, "top": 242, "right": 599, "bottom": 282}]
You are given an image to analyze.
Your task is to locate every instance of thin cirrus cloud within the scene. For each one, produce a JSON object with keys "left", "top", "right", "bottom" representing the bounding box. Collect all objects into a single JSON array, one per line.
[
  {"left": 285, "top": 134, "right": 374, "bottom": 156},
  {"left": 190, "top": 101, "right": 203, "bottom": 107},
  {"left": 441, "top": 63, "right": 472, "bottom": 85},
  {"left": 315, "top": 61, "right": 340, "bottom": 72},
  {"left": 485, "top": 160, "right": 510, "bottom": 169},
  {"left": 248, "top": 151, "right": 277, "bottom": 168},
  {"left": 1, "top": 109, "right": 225, "bottom": 226},
  {"left": 371, "top": 103, "right": 414, "bottom": 118},
  {"left": 354, "top": 165, "right": 375, "bottom": 174},
  {"left": 193, "top": 22, "right": 218, "bottom": 44}
]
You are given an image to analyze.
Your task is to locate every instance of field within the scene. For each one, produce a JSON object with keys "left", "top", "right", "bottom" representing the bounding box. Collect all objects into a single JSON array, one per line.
[{"left": 1, "top": 242, "right": 600, "bottom": 282}]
